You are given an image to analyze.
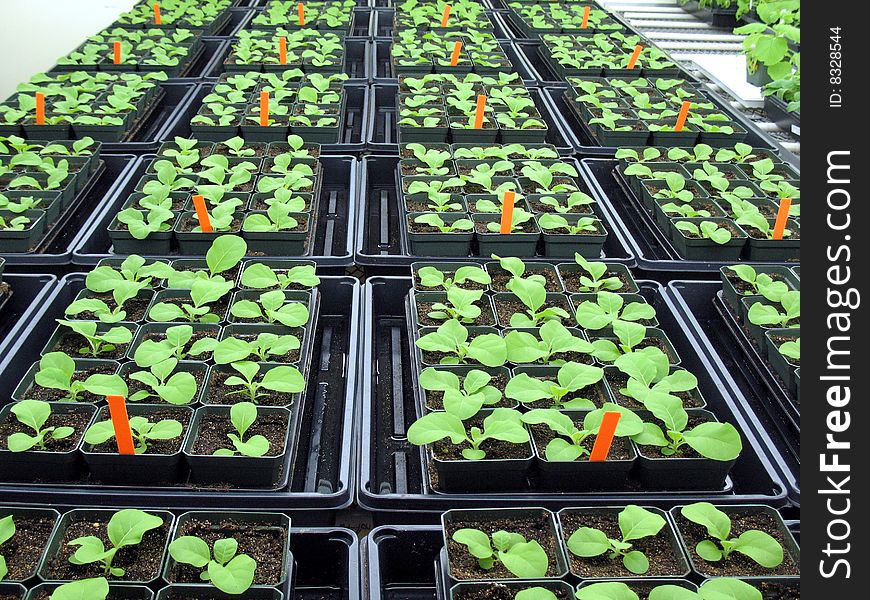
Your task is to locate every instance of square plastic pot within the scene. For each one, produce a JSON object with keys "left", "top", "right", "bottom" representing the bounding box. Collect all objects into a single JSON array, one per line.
[
  {"left": 570, "top": 292, "right": 660, "bottom": 331},
  {"left": 174, "top": 212, "right": 244, "bottom": 255},
  {"left": 557, "top": 261, "right": 639, "bottom": 295},
  {"left": 668, "top": 217, "right": 748, "bottom": 261},
  {"left": 108, "top": 214, "right": 176, "bottom": 255},
  {"left": 764, "top": 327, "right": 800, "bottom": 394},
  {"left": 241, "top": 212, "right": 310, "bottom": 255},
  {"left": 595, "top": 125, "right": 649, "bottom": 147},
  {"left": 406, "top": 213, "right": 474, "bottom": 257},
  {"left": 539, "top": 216, "right": 608, "bottom": 258},
  {"left": 450, "top": 581, "right": 574, "bottom": 599},
  {"left": 24, "top": 584, "right": 153, "bottom": 599},
  {"left": 41, "top": 321, "right": 138, "bottom": 360},
  {"left": 155, "top": 586, "right": 282, "bottom": 600},
  {"left": 719, "top": 265, "right": 798, "bottom": 316},
  {"left": 0, "top": 210, "right": 46, "bottom": 253},
  {"left": 127, "top": 323, "right": 222, "bottom": 362},
  {"left": 147, "top": 289, "right": 229, "bottom": 324},
  {"left": 589, "top": 327, "right": 682, "bottom": 367},
  {"left": 473, "top": 214, "right": 540, "bottom": 257},
  {"left": 4, "top": 190, "right": 62, "bottom": 224},
  {"left": 0, "top": 507, "right": 60, "bottom": 583},
  {"left": 11, "top": 358, "right": 120, "bottom": 402},
  {"left": 409, "top": 290, "right": 497, "bottom": 329},
  {"left": 745, "top": 219, "right": 800, "bottom": 261}
]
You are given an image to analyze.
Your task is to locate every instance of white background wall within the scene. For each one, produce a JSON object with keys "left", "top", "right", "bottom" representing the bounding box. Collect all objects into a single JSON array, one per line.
[{"left": 0, "top": 0, "right": 138, "bottom": 99}]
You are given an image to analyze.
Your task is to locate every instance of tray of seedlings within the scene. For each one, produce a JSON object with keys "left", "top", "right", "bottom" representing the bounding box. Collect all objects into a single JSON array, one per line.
[
  {"left": 249, "top": 0, "right": 360, "bottom": 36},
  {"left": 667, "top": 266, "right": 800, "bottom": 505},
  {"left": 355, "top": 150, "right": 634, "bottom": 266},
  {"left": 0, "top": 139, "right": 140, "bottom": 266},
  {"left": 71, "top": 137, "right": 355, "bottom": 266},
  {"left": 111, "top": 0, "right": 238, "bottom": 36},
  {"left": 0, "top": 236, "right": 359, "bottom": 512},
  {"left": 501, "top": 1, "right": 630, "bottom": 40},
  {"left": 358, "top": 264, "right": 790, "bottom": 517},
  {"left": 363, "top": 506, "right": 799, "bottom": 599},
  {"left": 0, "top": 505, "right": 360, "bottom": 598},
  {"left": 580, "top": 143, "right": 799, "bottom": 274}
]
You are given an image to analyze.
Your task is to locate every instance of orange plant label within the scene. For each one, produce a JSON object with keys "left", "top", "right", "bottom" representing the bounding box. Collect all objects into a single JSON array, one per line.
[
  {"left": 298, "top": 2, "right": 305, "bottom": 26},
  {"left": 106, "top": 395, "right": 135, "bottom": 455},
  {"left": 441, "top": 4, "right": 452, "bottom": 27},
  {"left": 192, "top": 194, "right": 213, "bottom": 233},
  {"left": 627, "top": 44, "right": 643, "bottom": 69},
  {"left": 113, "top": 41, "right": 121, "bottom": 64},
  {"left": 674, "top": 101, "right": 691, "bottom": 132},
  {"left": 772, "top": 198, "right": 792, "bottom": 240},
  {"left": 581, "top": 6, "right": 591, "bottom": 29},
  {"left": 499, "top": 190, "right": 516, "bottom": 234},
  {"left": 589, "top": 411, "right": 622, "bottom": 462},
  {"left": 154, "top": 3, "right": 162, "bottom": 25},
  {"left": 35, "top": 92, "right": 45, "bottom": 125},
  {"left": 450, "top": 41, "right": 463, "bottom": 66},
  {"left": 260, "top": 91, "right": 269, "bottom": 127},
  {"left": 279, "top": 36, "right": 287, "bottom": 64},
  {"left": 473, "top": 95, "right": 486, "bottom": 129}
]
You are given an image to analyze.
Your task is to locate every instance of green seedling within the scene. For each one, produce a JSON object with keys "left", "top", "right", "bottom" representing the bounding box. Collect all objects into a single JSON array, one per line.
[
  {"left": 522, "top": 405, "right": 642, "bottom": 461},
  {"left": 33, "top": 352, "right": 127, "bottom": 402},
  {"left": 571, "top": 254, "right": 626, "bottom": 292},
  {"left": 224, "top": 361, "right": 304, "bottom": 404},
  {"left": 575, "top": 291, "right": 656, "bottom": 331},
  {"left": 240, "top": 262, "right": 319, "bottom": 290},
  {"left": 566, "top": 505, "right": 666, "bottom": 574},
  {"left": 67, "top": 509, "right": 164, "bottom": 576},
  {"left": 650, "top": 577, "right": 764, "bottom": 600},
  {"left": 674, "top": 220, "right": 733, "bottom": 245},
  {"left": 452, "top": 528, "right": 549, "bottom": 578},
  {"left": 132, "top": 325, "right": 218, "bottom": 366},
  {"left": 747, "top": 291, "right": 800, "bottom": 328},
  {"left": 230, "top": 290, "right": 310, "bottom": 327},
  {"left": 48, "top": 577, "right": 110, "bottom": 600},
  {"left": 419, "top": 368, "right": 503, "bottom": 417},
  {"left": 168, "top": 535, "right": 256, "bottom": 595},
  {"left": 424, "top": 287, "right": 486, "bottom": 324},
  {"left": 56, "top": 320, "right": 133, "bottom": 357},
  {"left": 538, "top": 214, "right": 600, "bottom": 235},
  {"left": 5, "top": 400, "right": 76, "bottom": 452},
  {"left": 85, "top": 412, "right": 183, "bottom": 454},
  {"left": 614, "top": 348, "right": 698, "bottom": 408},
  {"left": 415, "top": 319, "right": 507, "bottom": 367},
  {"left": 504, "top": 320, "right": 594, "bottom": 366},
  {"left": 414, "top": 213, "right": 473, "bottom": 233},
  {"left": 724, "top": 265, "right": 791, "bottom": 302},
  {"left": 504, "top": 277, "right": 570, "bottom": 327},
  {"left": 416, "top": 265, "right": 491, "bottom": 291},
  {"left": 506, "top": 363, "right": 605, "bottom": 410},
  {"left": 127, "top": 358, "right": 198, "bottom": 405},
  {"left": 680, "top": 503, "right": 784, "bottom": 568},
  {"left": 407, "top": 407, "right": 528, "bottom": 460},
  {"left": 213, "top": 333, "right": 301, "bottom": 364}
]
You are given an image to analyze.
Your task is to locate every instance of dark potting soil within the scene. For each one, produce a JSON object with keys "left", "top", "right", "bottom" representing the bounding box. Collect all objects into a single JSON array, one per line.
[
  {"left": 20, "top": 364, "right": 116, "bottom": 402},
  {"left": 50, "top": 331, "right": 132, "bottom": 360},
  {"left": 677, "top": 221, "right": 743, "bottom": 240},
  {"left": 140, "top": 329, "right": 220, "bottom": 356},
  {"left": 724, "top": 271, "right": 793, "bottom": 297},
  {"left": 30, "top": 592, "right": 143, "bottom": 600},
  {"left": 168, "top": 517, "right": 286, "bottom": 585},
  {"left": 0, "top": 595, "right": 20, "bottom": 600},
  {"left": 416, "top": 300, "right": 496, "bottom": 327},
  {"left": 676, "top": 511, "right": 799, "bottom": 576},
  {"left": 605, "top": 370, "right": 704, "bottom": 409},
  {"left": 520, "top": 178, "right": 579, "bottom": 195},
  {"left": 405, "top": 198, "right": 464, "bottom": 213},
  {"left": 528, "top": 198, "right": 594, "bottom": 214},
  {"left": 177, "top": 216, "right": 243, "bottom": 233},
  {"left": 523, "top": 379, "right": 609, "bottom": 410},
  {"left": 401, "top": 162, "right": 456, "bottom": 177},
  {"left": 229, "top": 332, "right": 302, "bottom": 363},
  {"left": 636, "top": 415, "right": 714, "bottom": 460},
  {"left": 432, "top": 415, "right": 531, "bottom": 462},
  {"left": 563, "top": 270, "right": 635, "bottom": 294},
  {"left": 205, "top": 370, "right": 296, "bottom": 407},
  {"left": 531, "top": 422, "right": 632, "bottom": 460},
  {"left": 426, "top": 372, "right": 511, "bottom": 410},
  {"left": 745, "top": 226, "right": 800, "bottom": 241},
  {"left": 43, "top": 516, "right": 170, "bottom": 581},
  {"left": 191, "top": 410, "right": 289, "bottom": 456},
  {"left": 421, "top": 331, "right": 496, "bottom": 365},
  {"left": 413, "top": 270, "right": 488, "bottom": 292},
  {"left": 172, "top": 264, "right": 241, "bottom": 284},
  {"left": 73, "top": 293, "right": 152, "bottom": 322},
  {"left": 495, "top": 298, "right": 572, "bottom": 327},
  {"left": 649, "top": 185, "right": 704, "bottom": 200},
  {"left": 88, "top": 407, "right": 190, "bottom": 455},
  {"left": 230, "top": 300, "right": 309, "bottom": 324},
  {"left": 123, "top": 367, "right": 205, "bottom": 403},
  {"left": 408, "top": 220, "right": 471, "bottom": 234},
  {"left": 757, "top": 580, "right": 800, "bottom": 599},
  {"left": 561, "top": 512, "right": 683, "bottom": 578},
  {"left": 445, "top": 514, "right": 561, "bottom": 580},
  {"left": 213, "top": 144, "right": 266, "bottom": 157},
  {"left": 473, "top": 219, "right": 537, "bottom": 234},
  {"left": 454, "top": 585, "right": 571, "bottom": 600},
  {"left": 249, "top": 196, "right": 311, "bottom": 211},
  {"left": 152, "top": 296, "right": 229, "bottom": 323},
  {"left": 0, "top": 409, "right": 91, "bottom": 453},
  {"left": 489, "top": 268, "right": 562, "bottom": 293},
  {"left": 0, "top": 514, "right": 56, "bottom": 580}
]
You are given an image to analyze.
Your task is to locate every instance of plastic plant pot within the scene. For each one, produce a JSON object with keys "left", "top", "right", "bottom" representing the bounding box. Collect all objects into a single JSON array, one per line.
[
  {"left": 21, "top": 121, "right": 71, "bottom": 141},
  {"left": 290, "top": 117, "right": 342, "bottom": 144},
  {"left": 0, "top": 210, "right": 46, "bottom": 253},
  {"left": 483, "top": 260, "right": 564, "bottom": 293},
  {"left": 127, "top": 322, "right": 222, "bottom": 361},
  {"left": 649, "top": 123, "right": 699, "bottom": 146},
  {"left": 719, "top": 265, "right": 798, "bottom": 316},
  {"left": 473, "top": 213, "right": 540, "bottom": 258},
  {"left": 241, "top": 212, "right": 310, "bottom": 255},
  {"left": 764, "top": 327, "right": 800, "bottom": 394},
  {"left": 0, "top": 402, "right": 95, "bottom": 482},
  {"left": 406, "top": 212, "right": 474, "bottom": 257},
  {"left": 4, "top": 190, "right": 62, "bottom": 224},
  {"left": 441, "top": 508, "right": 569, "bottom": 582},
  {"left": 570, "top": 292, "right": 660, "bottom": 331},
  {"left": 41, "top": 321, "right": 138, "bottom": 361},
  {"left": 220, "top": 323, "right": 312, "bottom": 375},
  {"left": 11, "top": 358, "right": 120, "bottom": 403},
  {"left": 497, "top": 123, "right": 548, "bottom": 144},
  {"left": 37, "top": 508, "right": 174, "bottom": 585},
  {"left": 667, "top": 217, "right": 748, "bottom": 261},
  {"left": 146, "top": 289, "right": 229, "bottom": 325},
  {"left": 575, "top": 579, "right": 698, "bottom": 597},
  {"left": 241, "top": 119, "right": 290, "bottom": 144},
  {"left": 117, "top": 360, "right": 210, "bottom": 406},
  {"left": 538, "top": 215, "right": 608, "bottom": 258},
  {"left": 492, "top": 292, "right": 573, "bottom": 329},
  {"left": 71, "top": 121, "right": 129, "bottom": 143},
  {"left": 652, "top": 196, "right": 727, "bottom": 229},
  {"left": 416, "top": 365, "right": 516, "bottom": 414},
  {"left": 603, "top": 365, "right": 707, "bottom": 411},
  {"left": 183, "top": 405, "right": 292, "bottom": 487},
  {"left": 553, "top": 262, "right": 633, "bottom": 295},
  {"left": 409, "top": 290, "right": 498, "bottom": 329},
  {"left": 398, "top": 118, "right": 450, "bottom": 143},
  {"left": 746, "top": 63, "right": 772, "bottom": 87},
  {"left": 634, "top": 409, "right": 737, "bottom": 491},
  {"left": 620, "top": 162, "right": 691, "bottom": 198},
  {"left": 448, "top": 120, "right": 499, "bottom": 144},
  {"left": 640, "top": 179, "right": 710, "bottom": 212},
  {"left": 174, "top": 212, "right": 245, "bottom": 255},
  {"left": 739, "top": 296, "right": 798, "bottom": 351},
  {"left": 589, "top": 327, "right": 682, "bottom": 367},
  {"left": 0, "top": 506, "right": 60, "bottom": 584},
  {"left": 69, "top": 287, "right": 155, "bottom": 323},
  {"left": 595, "top": 122, "right": 649, "bottom": 147},
  {"left": 450, "top": 581, "right": 574, "bottom": 599},
  {"left": 108, "top": 213, "right": 176, "bottom": 255},
  {"left": 24, "top": 583, "right": 154, "bottom": 600},
  {"left": 557, "top": 507, "right": 691, "bottom": 580},
  {"left": 155, "top": 586, "right": 282, "bottom": 600},
  {"left": 699, "top": 122, "right": 749, "bottom": 147},
  {"left": 409, "top": 261, "right": 490, "bottom": 292},
  {"left": 81, "top": 404, "right": 194, "bottom": 485},
  {"left": 745, "top": 219, "right": 800, "bottom": 261},
  {"left": 413, "top": 323, "right": 503, "bottom": 369}
]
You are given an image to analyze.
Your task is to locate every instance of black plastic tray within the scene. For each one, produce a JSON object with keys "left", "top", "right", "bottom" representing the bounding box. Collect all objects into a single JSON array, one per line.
[
  {"left": 71, "top": 154, "right": 356, "bottom": 267},
  {"left": 1, "top": 154, "right": 137, "bottom": 266},
  {"left": 201, "top": 6, "right": 256, "bottom": 38},
  {"left": 667, "top": 280, "right": 799, "bottom": 507},
  {"left": 168, "top": 38, "right": 234, "bottom": 82},
  {"left": 764, "top": 96, "right": 800, "bottom": 135},
  {"left": 580, "top": 158, "right": 800, "bottom": 276},
  {"left": 370, "top": 7, "right": 511, "bottom": 39},
  {"left": 363, "top": 525, "right": 443, "bottom": 599},
  {"left": 354, "top": 155, "right": 635, "bottom": 267},
  {"left": 0, "top": 273, "right": 58, "bottom": 355},
  {"left": 365, "top": 84, "right": 580, "bottom": 154},
  {"left": 357, "top": 276, "right": 789, "bottom": 518},
  {"left": 0, "top": 275, "right": 360, "bottom": 516}
]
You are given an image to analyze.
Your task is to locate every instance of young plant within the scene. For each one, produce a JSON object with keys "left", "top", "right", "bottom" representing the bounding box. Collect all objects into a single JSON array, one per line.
[
  {"left": 575, "top": 292, "right": 656, "bottom": 331},
  {"left": 67, "top": 509, "right": 164, "bottom": 577},
  {"left": 88, "top": 256, "right": 173, "bottom": 289},
  {"left": 571, "top": 254, "right": 625, "bottom": 292},
  {"left": 566, "top": 505, "right": 666, "bottom": 574},
  {"left": 127, "top": 357, "right": 199, "bottom": 405},
  {"left": 0, "top": 515, "right": 13, "bottom": 581},
  {"left": 117, "top": 207, "right": 175, "bottom": 240},
  {"left": 213, "top": 333, "right": 301, "bottom": 365},
  {"left": 485, "top": 208, "right": 533, "bottom": 233},
  {"left": 5, "top": 400, "right": 76, "bottom": 452},
  {"left": 242, "top": 203, "right": 301, "bottom": 232},
  {"left": 132, "top": 325, "right": 218, "bottom": 366},
  {"left": 213, "top": 402, "right": 270, "bottom": 457},
  {"left": 84, "top": 412, "right": 183, "bottom": 453},
  {"left": 538, "top": 214, "right": 600, "bottom": 235},
  {"left": 614, "top": 348, "right": 698, "bottom": 409},
  {"left": 404, "top": 143, "right": 452, "bottom": 175},
  {"left": 735, "top": 211, "right": 793, "bottom": 240},
  {"left": 416, "top": 265, "right": 491, "bottom": 291},
  {"left": 415, "top": 319, "right": 507, "bottom": 367},
  {"left": 724, "top": 265, "right": 790, "bottom": 302},
  {"left": 168, "top": 535, "right": 256, "bottom": 595},
  {"left": 47, "top": 578, "right": 111, "bottom": 600},
  {"left": 504, "top": 278, "right": 570, "bottom": 327},
  {"left": 504, "top": 320, "right": 594, "bottom": 365},
  {"left": 407, "top": 407, "right": 528, "bottom": 460},
  {"left": 520, "top": 161, "right": 579, "bottom": 193},
  {"left": 747, "top": 291, "right": 800, "bottom": 328},
  {"left": 56, "top": 320, "right": 133, "bottom": 357},
  {"left": 224, "top": 361, "right": 304, "bottom": 403},
  {"left": 650, "top": 173, "right": 694, "bottom": 202},
  {"left": 419, "top": 368, "right": 503, "bottom": 417},
  {"left": 424, "top": 287, "right": 486, "bottom": 324},
  {"left": 33, "top": 352, "right": 127, "bottom": 402},
  {"left": 589, "top": 321, "right": 648, "bottom": 363},
  {"left": 576, "top": 582, "right": 640, "bottom": 600},
  {"left": 506, "top": 363, "right": 605, "bottom": 410},
  {"left": 674, "top": 220, "right": 733, "bottom": 244},
  {"left": 491, "top": 255, "right": 546, "bottom": 288},
  {"left": 650, "top": 578, "right": 764, "bottom": 600},
  {"left": 451, "top": 528, "right": 548, "bottom": 578},
  {"left": 230, "top": 290, "right": 310, "bottom": 327},
  {"left": 413, "top": 213, "right": 474, "bottom": 233},
  {"left": 537, "top": 191, "right": 595, "bottom": 214},
  {"left": 148, "top": 279, "right": 234, "bottom": 324},
  {"left": 679, "top": 503, "right": 784, "bottom": 568},
  {"left": 64, "top": 276, "right": 149, "bottom": 324},
  {"left": 240, "top": 262, "right": 319, "bottom": 290}
]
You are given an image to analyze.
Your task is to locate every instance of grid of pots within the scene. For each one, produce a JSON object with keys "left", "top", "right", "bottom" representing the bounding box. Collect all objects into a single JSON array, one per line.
[
  {"left": 397, "top": 73, "right": 549, "bottom": 145},
  {"left": 391, "top": 30, "right": 515, "bottom": 75},
  {"left": 399, "top": 144, "right": 611, "bottom": 258},
  {"left": 612, "top": 144, "right": 800, "bottom": 262},
  {"left": 108, "top": 135, "right": 321, "bottom": 255},
  {"left": 719, "top": 264, "right": 800, "bottom": 401},
  {"left": 0, "top": 506, "right": 295, "bottom": 598},
  {"left": 249, "top": 0, "right": 356, "bottom": 34},
  {"left": 0, "top": 136, "right": 103, "bottom": 253},
  {"left": 565, "top": 76, "right": 749, "bottom": 147},
  {"left": 191, "top": 72, "right": 348, "bottom": 143},
  {"left": 0, "top": 238, "right": 320, "bottom": 490},
  {"left": 111, "top": 0, "right": 235, "bottom": 36},
  {"left": 393, "top": 0, "right": 494, "bottom": 33},
  {"left": 404, "top": 256, "right": 747, "bottom": 494},
  {"left": 540, "top": 32, "right": 680, "bottom": 80},
  {"left": 223, "top": 28, "right": 346, "bottom": 74},
  {"left": 0, "top": 72, "right": 169, "bottom": 143},
  {"left": 436, "top": 506, "right": 799, "bottom": 599},
  {"left": 505, "top": 1, "right": 628, "bottom": 37},
  {"left": 52, "top": 28, "right": 204, "bottom": 78}
]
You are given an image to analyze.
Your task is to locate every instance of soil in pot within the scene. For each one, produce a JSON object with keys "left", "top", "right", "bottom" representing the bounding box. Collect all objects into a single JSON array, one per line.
[
  {"left": 49, "top": 329, "right": 133, "bottom": 360},
  {"left": 134, "top": 328, "right": 220, "bottom": 357},
  {"left": 531, "top": 421, "right": 632, "bottom": 457},
  {"left": 0, "top": 410, "right": 91, "bottom": 453},
  {"left": 42, "top": 515, "right": 170, "bottom": 581},
  {"left": 521, "top": 378, "right": 610, "bottom": 410},
  {"left": 453, "top": 584, "right": 571, "bottom": 600},
  {"left": 71, "top": 291, "right": 153, "bottom": 322},
  {"left": 416, "top": 300, "right": 495, "bottom": 327},
  {"left": 0, "top": 514, "right": 56, "bottom": 581},
  {"left": 17, "top": 363, "right": 116, "bottom": 402},
  {"left": 560, "top": 267, "right": 636, "bottom": 294},
  {"left": 204, "top": 369, "right": 297, "bottom": 407},
  {"left": 488, "top": 266, "right": 562, "bottom": 293},
  {"left": 87, "top": 407, "right": 191, "bottom": 455},
  {"left": 445, "top": 514, "right": 562, "bottom": 579},
  {"left": 432, "top": 412, "right": 529, "bottom": 462},
  {"left": 756, "top": 580, "right": 800, "bottom": 599},
  {"left": 495, "top": 296, "right": 571, "bottom": 327},
  {"left": 190, "top": 410, "right": 289, "bottom": 457},
  {"left": 638, "top": 414, "right": 715, "bottom": 460},
  {"left": 420, "top": 329, "right": 500, "bottom": 365},
  {"left": 604, "top": 369, "right": 705, "bottom": 409},
  {"left": 413, "top": 269, "right": 488, "bottom": 292},
  {"left": 425, "top": 371, "right": 512, "bottom": 410},
  {"left": 224, "top": 332, "right": 303, "bottom": 363},
  {"left": 561, "top": 512, "right": 684, "bottom": 578},
  {"left": 675, "top": 510, "right": 799, "bottom": 576},
  {"left": 150, "top": 296, "right": 229, "bottom": 323},
  {"left": 167, "top": 517, "right": 286, "bottom": 586},
  {"left": 473, "top": 218, "right": 538, "bottom": 235}
]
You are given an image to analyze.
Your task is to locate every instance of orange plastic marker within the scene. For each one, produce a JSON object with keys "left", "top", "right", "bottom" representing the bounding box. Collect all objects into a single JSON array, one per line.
[
  {"left": 259, "top": 91, "right": 269, "bottom": 127},
  {"left": 580, "top": 6, "right": 591, "bottom": 29},
  {"left": 589, "top": 411, "right": 622, "bottom": 461},
  {"left": 627, "top": 44, "right": 643, "bottom": 69},
  {"left": 772, "top": 198, "right": 791, "bottom": 240},
  {"left": 450, "top": 41, "right": 463, "bottom": 66},
  {"left": 192, "top": 194, "right": 213, "bottom": 233},
  {"left": 113, "top": 41, "right": 121, "bottom": 64},
  {"left": 499, "top": 190, "right": 516, "bottom": 234},
  {"left": 35, "top": 92, "right": 45, "bottom": 125},
  {"left": 279, "top": 36, "right": 287, "bottom": 64},
  {"left": 473, "top": 94, "right": 486, "bottom": 129},
  {"left": 154, "top": 3, "right": 162, "bottom": 25},
  {"left": 106, "top": 395, "right": 135, "bottom": 455},
  {"left": 674, "top": 101, "right": 691, "bottom": 132},
  {"left": 441, "top": 4, "right": 452, "bottom": 27},
  {"left": 298, "top": 2, "right": 305, "bottom": 26}
]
